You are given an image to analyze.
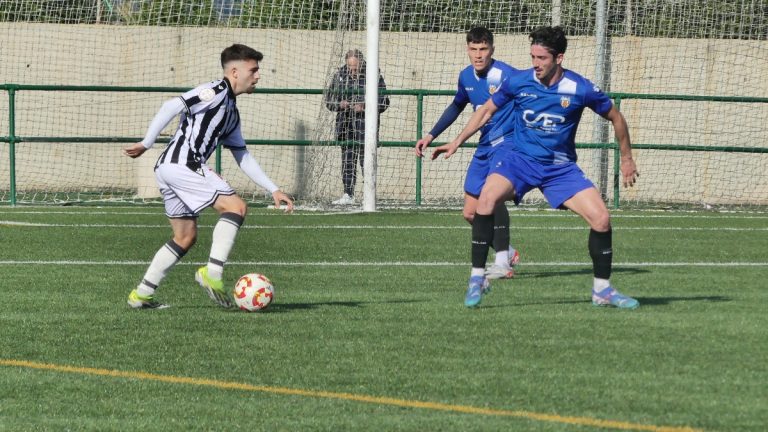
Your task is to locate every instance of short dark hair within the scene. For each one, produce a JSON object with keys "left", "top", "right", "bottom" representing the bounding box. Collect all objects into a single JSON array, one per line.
[
  {"left": 345, "top": 49, "right": 364, "bottom": 61},
  {"left": 466, "top": 26, "right": 494, "bottom": 46},
  {"left": 529, "top": 26, "right": 568, "bottom": 56},
  {"left": 220, "top": 44, "right": 263, "bottom": 68}
]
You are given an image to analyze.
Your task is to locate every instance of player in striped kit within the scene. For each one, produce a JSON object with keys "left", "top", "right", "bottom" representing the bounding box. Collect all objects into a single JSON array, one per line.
[
  {"left": 435, "top": 26, "right": 640, "bottom": 309},
  {"left": 123, "top": 44, "right": 293, "bottom": 309},
  {"left": 415, "top": 27, "right": 521, "bottom": 280}
]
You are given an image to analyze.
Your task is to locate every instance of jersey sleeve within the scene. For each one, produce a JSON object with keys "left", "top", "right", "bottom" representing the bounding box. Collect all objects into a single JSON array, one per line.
[
  {"left": 583, "top": 80, "right": 614, "bottom": 116},
  {"left": 490, "top": 75, "right": 515, "bottom": 109},
  {"left": 453, "top": 75, "right": 470, "bottom": 106},
  {"left": 219, "top": 120, "right": 246, "bottom": 150},
  {"left": 140, "top": 97, "right": 184, "bottom": 148},
  {"left": 179, "top": 82, "right": 227, "bottom": 115}
]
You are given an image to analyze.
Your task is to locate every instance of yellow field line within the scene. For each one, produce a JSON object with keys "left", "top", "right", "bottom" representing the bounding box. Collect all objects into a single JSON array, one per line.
[{"left": 1, "top": 359, "right": 701, "bottom": 432}]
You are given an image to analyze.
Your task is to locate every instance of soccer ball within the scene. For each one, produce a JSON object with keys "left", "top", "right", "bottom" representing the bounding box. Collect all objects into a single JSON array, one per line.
[{"left": 233, "top": 273, "right": 274, "bottom": 312}]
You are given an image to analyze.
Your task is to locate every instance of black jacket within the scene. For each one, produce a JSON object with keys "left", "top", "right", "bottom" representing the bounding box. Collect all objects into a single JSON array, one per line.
[{"left": 325, "top": 64, "right": 389, "bottom": 142}]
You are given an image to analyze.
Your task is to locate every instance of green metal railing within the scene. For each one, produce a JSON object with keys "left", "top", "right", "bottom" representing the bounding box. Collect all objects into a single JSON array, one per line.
[{"left": 2, "top": 84, "right": 767, "bottom": 206}]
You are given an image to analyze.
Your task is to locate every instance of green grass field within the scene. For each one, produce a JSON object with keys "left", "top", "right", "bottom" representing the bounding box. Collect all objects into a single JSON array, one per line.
[{"left": 0, "top": 206, "right": 765, "bottom": 431}]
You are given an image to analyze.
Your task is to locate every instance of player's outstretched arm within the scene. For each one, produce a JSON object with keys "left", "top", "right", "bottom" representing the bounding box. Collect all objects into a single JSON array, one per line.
[
  {"left": 603, "top": 106, "right": 639, "bottom": 188},
  {"left": 433, "top": 98, "right": 497, "bottom": 160},
  {"left": 416, "top": 101, "right": 465, "bottom": 158},
  {"left": 125, "top": 97, "right": 185, "bottom": 159},
  {"left": 230, "top": 147, "right": 293, "bottom": 213}
]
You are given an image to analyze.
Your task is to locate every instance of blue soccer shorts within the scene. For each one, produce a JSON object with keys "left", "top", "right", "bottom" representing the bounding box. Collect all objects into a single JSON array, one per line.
[
  {"left": 464, "top": 146, "right": 498, "bottom": 198},
  {"left": 490, "top": 149, "right": 595, "bottom": 209}
]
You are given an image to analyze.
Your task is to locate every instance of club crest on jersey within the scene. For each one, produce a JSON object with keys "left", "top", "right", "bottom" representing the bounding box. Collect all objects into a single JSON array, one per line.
[
  {"left": 199, "top": 88, "right": 215, "bottom": 102},
  {"left": 560, "top": 96, "right": 571, "bottom": 108},
  {"left": 488, "top": 85, "right": 497, "bottom": 95}
]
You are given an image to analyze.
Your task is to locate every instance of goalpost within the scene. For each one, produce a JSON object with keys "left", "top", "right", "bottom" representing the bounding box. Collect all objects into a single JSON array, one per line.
[{"left": 1, "top": 0, "right": 767, "bottom": 210}]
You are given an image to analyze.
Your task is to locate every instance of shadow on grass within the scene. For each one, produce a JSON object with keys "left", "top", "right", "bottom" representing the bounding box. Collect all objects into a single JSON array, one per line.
[
  {"left": 515, "top": 267, "right": 651, "bottom": 279},
  {"left": 634, "top": 295, "right": 731, "bottom": 305},
  {"left": 265, "top": 299, "right": 426, "bottom": 313},
  {"left": 168, "top": 299, "right": 426, "bottom": 312},
  {"left": 479, "top": 295, "right": 731, "bottom": 310}
]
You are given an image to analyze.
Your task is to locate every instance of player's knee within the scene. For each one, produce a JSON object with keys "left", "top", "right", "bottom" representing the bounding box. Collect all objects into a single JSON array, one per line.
[
  {"left": 217, "top": 195, "right": 247, "bottom": 217},
  {"left": 476, "top": 195, "right": 497, "bottom": 215},
  {"left": 590, "top": 211, "right": 611, "bottom": 232},
  {"left": 174, "top": 233, "right": 197, "bottom": 250}
]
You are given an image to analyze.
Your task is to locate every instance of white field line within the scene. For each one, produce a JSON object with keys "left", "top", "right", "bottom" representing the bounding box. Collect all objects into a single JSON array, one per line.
[
  {"left": 1, "top": 220, "right": 767, "bottom": 231},
  {"left": 0, "top": 260, "right": 765, "bottom": 267}
]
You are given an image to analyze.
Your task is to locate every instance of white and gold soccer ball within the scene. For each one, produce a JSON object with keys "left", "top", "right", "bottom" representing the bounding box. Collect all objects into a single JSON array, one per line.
[{"left": 233, "top": 273, "right": 274, "bottom": 312}]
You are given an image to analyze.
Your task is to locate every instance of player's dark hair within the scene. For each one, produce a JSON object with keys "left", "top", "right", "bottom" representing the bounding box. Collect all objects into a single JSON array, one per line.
[
  {"left": 466, "top": 26, "right": 494, "bottom": 45},
  {"left": 220, "top": 44, "right": 263, "bottom": 68},
  {"left": 529, "top": 26, "right": 568, "bottom": 56}
]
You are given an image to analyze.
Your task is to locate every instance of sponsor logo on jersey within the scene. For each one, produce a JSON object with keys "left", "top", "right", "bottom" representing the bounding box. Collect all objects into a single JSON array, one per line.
[
  {"left": 522, "top": 110, "right": 565, "bottom": 132},
  {"left": 560, "top": 96, "right": 571, "bottom": 108},
  {"left": 465, "top": 87, "right": 474, "bottom": 91},
  {"left": 519, "top": 92, "right": 537, "bottom": 99}
]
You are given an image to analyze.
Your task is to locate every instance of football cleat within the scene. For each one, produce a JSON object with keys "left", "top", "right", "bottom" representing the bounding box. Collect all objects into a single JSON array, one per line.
[
  {"left": 464, "top": 275, "right": 490, "bottom": 308},
  {"left": 509, "top": 248, "right": 521, "bottom": 267},
  {"left": 127, "top": 289, "right": 169, "bottom": 309},
  {"left": 592, "top": 286, "right": 639, "bottom": 310},
  {"left": 332, "top": 193, "right": 355, "bottom": 205},
  {"left": 195, "top": 266, "right": 233, "bottom": 308},
  {"left": 485, "top": 264, "right": 515, "bottom": 280}
]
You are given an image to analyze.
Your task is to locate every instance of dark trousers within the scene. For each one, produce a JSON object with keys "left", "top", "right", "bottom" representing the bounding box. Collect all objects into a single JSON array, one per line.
[{"left": 341, "top": 144, "right": 363, "bottom": 196}]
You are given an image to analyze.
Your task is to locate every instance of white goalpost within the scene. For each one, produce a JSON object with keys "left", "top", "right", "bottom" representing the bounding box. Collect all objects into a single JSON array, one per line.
[{"left": 363, "top": 0, "right": 381, "bottom": 212}]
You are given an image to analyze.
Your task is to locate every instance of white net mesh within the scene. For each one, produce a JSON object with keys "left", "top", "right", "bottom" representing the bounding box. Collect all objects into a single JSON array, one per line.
[{"left": 1, "top": 0, "right": 767, "bottom": 209}]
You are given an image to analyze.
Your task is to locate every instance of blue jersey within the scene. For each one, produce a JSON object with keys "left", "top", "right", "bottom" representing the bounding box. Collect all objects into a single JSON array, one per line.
[
  {"left": 491, "top": 68, "right": 613, "bottom": 164},
  {"left": 454, "top": 59, "right": 518, "bottom": 155}
]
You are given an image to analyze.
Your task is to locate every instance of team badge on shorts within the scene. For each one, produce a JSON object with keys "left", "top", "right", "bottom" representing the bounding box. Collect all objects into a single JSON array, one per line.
[
  {"left": 560, "top": 96, "right": 571, "bottom": 108},
  {"left": 199, "top": 88, "right": 215, "bottom": 102}
]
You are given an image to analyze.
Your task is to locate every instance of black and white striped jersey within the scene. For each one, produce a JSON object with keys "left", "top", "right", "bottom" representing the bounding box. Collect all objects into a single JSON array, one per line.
[{"left": 155, "top": 77, "right": 245, "bottom": 171}]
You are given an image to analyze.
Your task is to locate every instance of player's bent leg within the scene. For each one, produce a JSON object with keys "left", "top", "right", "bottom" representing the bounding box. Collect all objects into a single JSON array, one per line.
[
  {"left": 475, "top": 175, "right": 517, "bottom": 280},
  {"left": 128, "top": 219, "right": 196, "bottom": 309},
  {"left": 169, "top": 217, "right": 198, "bottom": 250},
  {"left": 562, "top": 187, "right": 610, "bottom": 232},
  {"left": 213, "top": 193, "right": 248, "bottom": 218},
  {"left": 563, "top": 188, "right": 638, "bottom": 309},
  {"left": 462, "top": 193, "right": 479, "bottom": 225},
  {"left": 195, "top": 194, "right": 248, "bottom": 309},
  {"left": 476, "top": 174, "right": 515, "bottom": 215},
  {"left": 487, "top": 201, "right": 516, "bottom": 279}
]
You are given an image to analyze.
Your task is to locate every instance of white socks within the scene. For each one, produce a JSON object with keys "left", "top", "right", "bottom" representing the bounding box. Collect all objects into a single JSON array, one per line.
[
  {"left": 207, "top": 212, "right": 244, "bottom": 280},
  {"left": 593, "top": 277, "right": 611, "bottom": 292},
  {"left": 493, "top": 246, "right": 517, "bottom": 267},
  {"left": 137, "top": 240, "right": 187, "bottom": 296}
]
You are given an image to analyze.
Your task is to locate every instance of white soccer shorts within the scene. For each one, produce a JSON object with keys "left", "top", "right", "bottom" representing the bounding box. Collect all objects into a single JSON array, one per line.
[{"left": 154, "top": 163, "right": 235, "bottom": 218}]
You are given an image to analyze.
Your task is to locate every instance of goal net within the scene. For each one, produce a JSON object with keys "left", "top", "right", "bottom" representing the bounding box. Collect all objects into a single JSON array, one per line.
[{"left": 1, "top": 0, "right": 767, "bottom": 210}]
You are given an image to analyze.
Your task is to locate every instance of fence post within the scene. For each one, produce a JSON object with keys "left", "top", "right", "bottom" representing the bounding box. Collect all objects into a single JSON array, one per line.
[
  {"left": 8, "top": 87, "right": 17, "bottom": 206},
  {"left": 415, "top": 92, "right": 424, "bottom": 206}
]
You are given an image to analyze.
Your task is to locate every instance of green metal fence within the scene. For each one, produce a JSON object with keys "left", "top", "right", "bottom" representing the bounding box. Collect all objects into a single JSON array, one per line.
[{"left": 2, "top": 84, "right": 767, "bottom": 207}]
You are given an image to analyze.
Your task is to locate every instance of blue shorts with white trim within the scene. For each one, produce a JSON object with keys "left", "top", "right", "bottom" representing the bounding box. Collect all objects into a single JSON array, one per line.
[{"left": 489, "top": 148, "right": 594, "bottom": 209}]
